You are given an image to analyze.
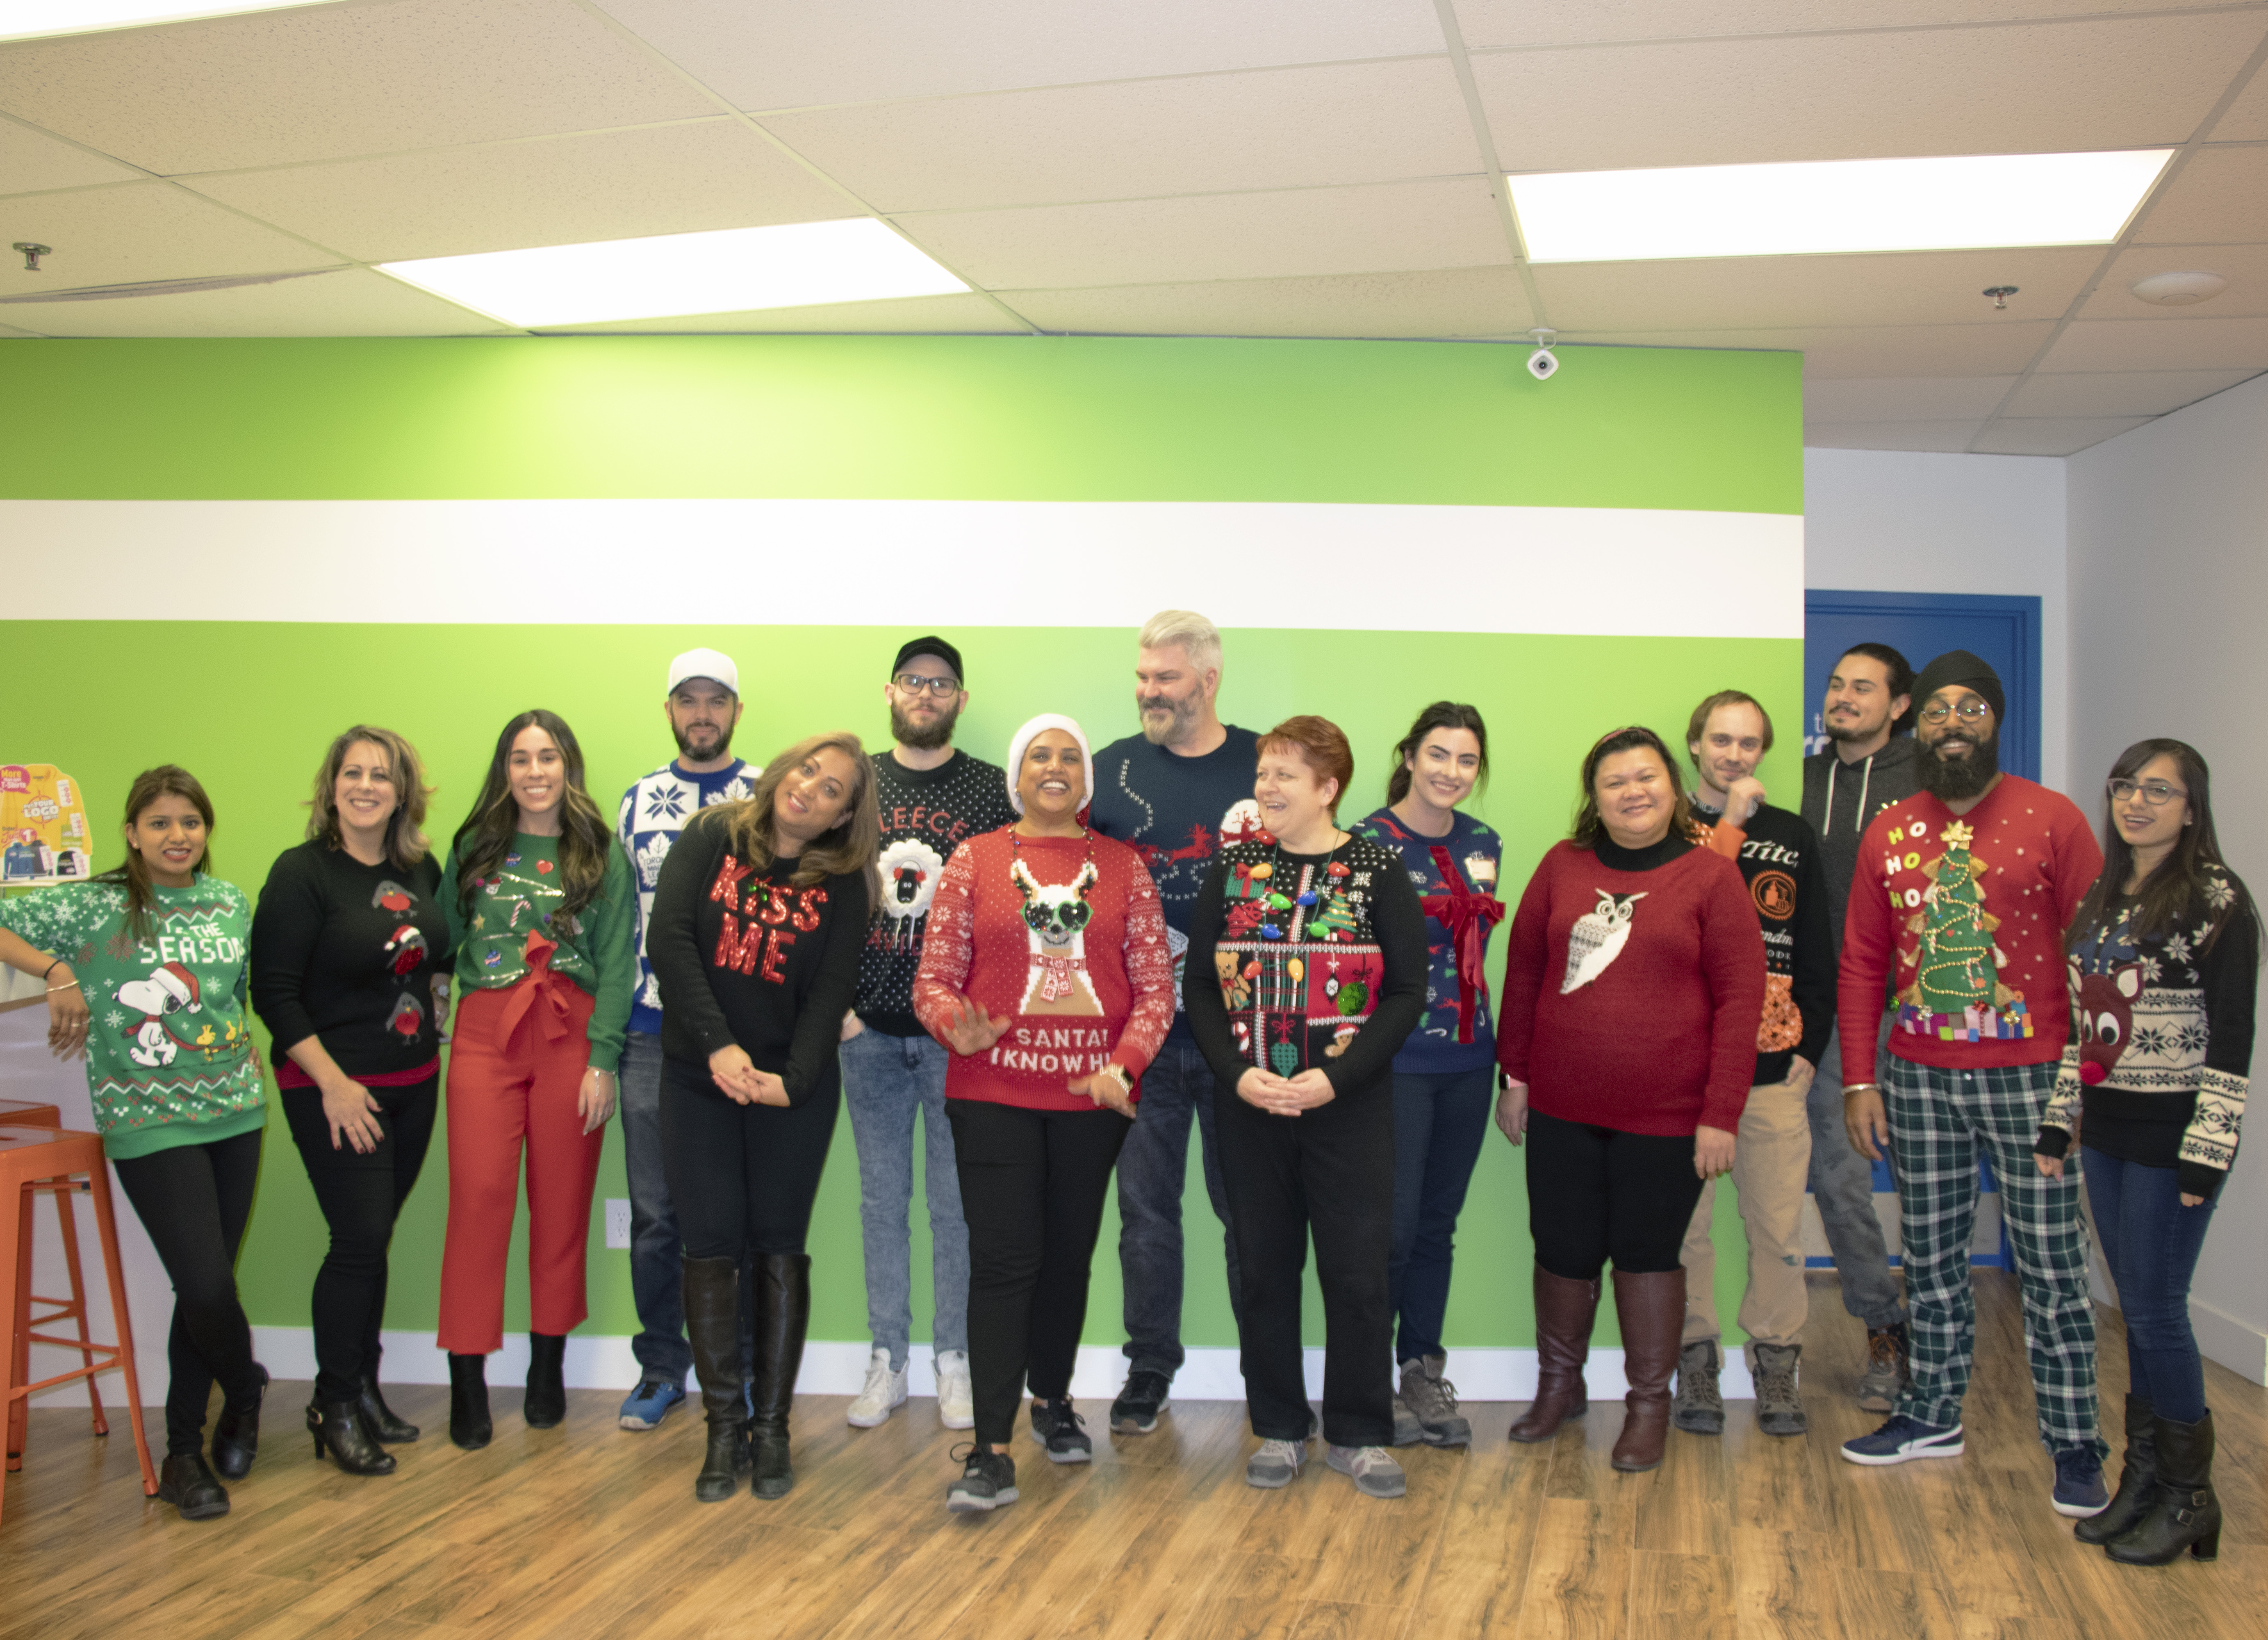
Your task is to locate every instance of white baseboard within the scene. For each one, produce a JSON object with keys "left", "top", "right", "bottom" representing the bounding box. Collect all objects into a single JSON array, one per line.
[
  {"left": 227, "top": 1330, "right": 1757, "bottom": 1401},
  {"left": 2188, "top": 1299, "right": 2268, "bottom": 1387}
]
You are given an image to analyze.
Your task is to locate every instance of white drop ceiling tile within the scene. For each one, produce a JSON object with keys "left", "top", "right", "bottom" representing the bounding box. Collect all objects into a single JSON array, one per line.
[
  {"left": 1472, "top": 15, "right": 2259, "bottom": 171},
  {"left": 1801, "top": 419, "right": 1987, "bottom": 453},
  {"left": 1006, "top": 265, "right": 1533, "bottom": 337},
  {"left": 1532, "top": 247, "right": 2098, "bottom": 333},
  {"left": 1562, "top": 322, "right": 2053, "bottom": 376},
  {"left": 2041, "top": 314, "right": 2268, "bottom": 371},
  {"left": 0, "top": 116, "right": 143, "bottom": 194},
  {"left": 2005, "top": 367, "right": 2257, "bottom": 417},
  {"left": 1455, "top": 1, "right": 2217, "bottom": 49},
  {"left": 0, "top": 0, "right": 715, "bottom": 175},
  {"left": 1803, "top": 376, "right": 2018, "bottom": 421},
  {"left": 2212, "top": 55, "right": 2268, "bottom": 140},
  {"left": 760, "top": 57, "right": 1476, "bottom": 215},
  {"left": 591, "top": 0, "right": 1446, "bottom": 110},
  {"left": 184, "top": 121, "right": 849, "bottom": 263},
  {"left": 0, "top": 182, "right": 337, "bottom": 292},
  {"left": 2129, "top": 147, "right": 2268, "bottom": 245},
  {"left": 2079, "top": 243, "right": 2268, "bottom": 320},
  {"left": 0, "top": 266, "right": 494, "bottom": 336},
  {"left": 895, "top": 177, "right": 1507, "bottom": 291},
  {"left": 1972, "top": 416, "right": 2153, "bottom": 455},
  {"left": 536, "top": 292, "right": 1020, "bottom": 334}
]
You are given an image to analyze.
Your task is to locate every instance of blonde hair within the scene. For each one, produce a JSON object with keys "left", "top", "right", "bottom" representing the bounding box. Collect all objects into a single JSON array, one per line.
[
  {"left": 1137, "top": 609, "right": 1223, "bottom": 677},
  {"left": 717, "top": 733, "right": 884, "bottom": 909},
  {"left": 305, "top": 725, "right": 435, "bottom": 870}
]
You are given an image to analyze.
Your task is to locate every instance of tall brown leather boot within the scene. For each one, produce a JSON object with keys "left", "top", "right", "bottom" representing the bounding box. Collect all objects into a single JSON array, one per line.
[
  {"left": 1508, "top": 1267, "right": 1598, "bottom": 1443},
  {"left": 1610, "top": 1268, "right": 1684, "bottom": 1473}
]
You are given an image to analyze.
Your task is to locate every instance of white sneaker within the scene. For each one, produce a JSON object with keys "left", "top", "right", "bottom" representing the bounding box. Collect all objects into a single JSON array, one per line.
[
  {"left": 935, "top": 1349, "right": 975, "bottom": 1430},
  {"left": 847, "top": 1348, "right": 908, "bottom": 1428}
]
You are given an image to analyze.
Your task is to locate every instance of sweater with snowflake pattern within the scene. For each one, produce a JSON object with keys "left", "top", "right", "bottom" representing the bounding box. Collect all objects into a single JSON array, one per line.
[
  {"left": 2035, "top": 866, "right": 2257, "bottom": 1201},
  {"left": 617, "top": 758, "right": 755, "bottom": 1036},
  {"left": 1496, "top": 835, "right": 1766, "bottom": 1137}
]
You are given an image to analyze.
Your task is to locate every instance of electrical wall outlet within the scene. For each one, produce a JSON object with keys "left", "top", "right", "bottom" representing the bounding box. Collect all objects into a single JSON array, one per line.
[{"left": 604, "top": 1198, "right": 632, "bottom": 1250}]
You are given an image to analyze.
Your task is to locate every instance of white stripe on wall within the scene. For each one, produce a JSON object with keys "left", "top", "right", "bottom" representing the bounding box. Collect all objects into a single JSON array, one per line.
[{"left": 1, "top": 499, "right": 1804, "bottom": 638}]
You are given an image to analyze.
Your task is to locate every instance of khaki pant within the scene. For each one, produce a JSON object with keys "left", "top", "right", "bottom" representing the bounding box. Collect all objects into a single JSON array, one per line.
[{"left": 1681, "top": 1079, "right": 1813, "bottom": 1363}]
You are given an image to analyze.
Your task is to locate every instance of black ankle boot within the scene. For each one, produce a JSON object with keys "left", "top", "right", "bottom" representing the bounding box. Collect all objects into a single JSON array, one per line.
[
  {"left": 358, "top": 1375, "right": 419, "bottom": 1444},
  {"left": 157, "top": 1451, "right": 230, "bottom": 1520},
  {"left": 2076, "top": 1392, "right": 2155, "bottom": 1545},
  {"left": 749, "top": 1253, "right": 811, "bottom": 1501},
  {"left": 307, "top": 1398, "right": 398, "bottom": 1475},
  {"left": 209, "top": 1362, "right": 269, "bottom": 1481},
  {"left": 2107, "top": 1411, "right": 2220, "bottom": 1565},
  {"left": 448, "top": 1353, "right": 492, "bottom": 1450},
  {"left": 524, "top": 1332, "right": 567, "bottom": 1428},
  {"left": 685, "top": 1255, "right": 751, "bottom": 1504}
]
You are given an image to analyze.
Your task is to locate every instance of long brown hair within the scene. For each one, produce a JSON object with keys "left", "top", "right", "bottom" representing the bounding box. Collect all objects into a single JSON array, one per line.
[
  {"left": 1569, "top": 727, "right": 1695, "bottom": 851},
  {"left": 2069, "top": 738, "right": 2259, "bottom": 961},
  {"left": 94, "top": 766, "right": 216, "bottom": 944},
  {"left": 1387, "top": 702, "right": 1489, "bottom": 807},
  {"left": 715, "top": 732, "right": 883, "bottom": 908},
  {"left": 451, "top": 710, "right": 614, "bottom": 917},
  {"left": 305, "top": 724, "right": 435, "bottom": 870}
]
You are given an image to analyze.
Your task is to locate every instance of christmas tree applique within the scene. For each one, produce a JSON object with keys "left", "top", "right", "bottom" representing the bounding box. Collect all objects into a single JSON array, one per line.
[{"left": 1898, "top": 820, "right": 2030, "bottom": 1040}]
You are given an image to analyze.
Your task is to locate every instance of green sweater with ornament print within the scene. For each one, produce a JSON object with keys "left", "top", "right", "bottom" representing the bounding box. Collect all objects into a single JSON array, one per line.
[
  {"left": 0, "top": 876, "right": 265, "bottom": 1158},
  {"left": 440, "top": 832, "right": 637, "bottom": 1074}
]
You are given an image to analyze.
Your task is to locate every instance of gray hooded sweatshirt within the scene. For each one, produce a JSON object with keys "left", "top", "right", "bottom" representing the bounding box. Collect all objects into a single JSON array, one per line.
[{"left": 1800, "top": 734, "right": 1922, "bottom": 958}]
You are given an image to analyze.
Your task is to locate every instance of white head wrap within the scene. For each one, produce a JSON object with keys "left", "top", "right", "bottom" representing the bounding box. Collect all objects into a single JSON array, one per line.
[{"left": 1004, "top": 713, "right": 1095, "bottom": 817}]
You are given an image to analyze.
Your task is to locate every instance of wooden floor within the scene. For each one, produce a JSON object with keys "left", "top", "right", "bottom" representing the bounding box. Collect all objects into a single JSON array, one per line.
[{"left": 2, "top": 1273, "right": 2262, "bottom": 1640}]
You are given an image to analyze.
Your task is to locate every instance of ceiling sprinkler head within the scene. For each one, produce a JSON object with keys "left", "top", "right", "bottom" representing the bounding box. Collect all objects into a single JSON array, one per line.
[
  {"left": 13, "top": 242, "right": 52, "bottom": 273},
  {"left": 1983, "top": 285, "right": 2018, "bottom": 310}
]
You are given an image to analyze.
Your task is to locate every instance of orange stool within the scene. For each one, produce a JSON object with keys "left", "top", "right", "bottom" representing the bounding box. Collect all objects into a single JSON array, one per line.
[
  {"left": 1, "top": 1125, "right": 157, "bottom": 1522},
  {"left": 5, "top": 1100, "right": 96, "bottom": 1479}
]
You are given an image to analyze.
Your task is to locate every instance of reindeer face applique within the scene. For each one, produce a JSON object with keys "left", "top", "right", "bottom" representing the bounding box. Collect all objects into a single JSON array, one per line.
[
  {"left": 1013, "top": 857, "right": 1105, "bottom": 1016},
  {"left": 2071, "top": 956, "right": 2143, "bottom": 1085}
]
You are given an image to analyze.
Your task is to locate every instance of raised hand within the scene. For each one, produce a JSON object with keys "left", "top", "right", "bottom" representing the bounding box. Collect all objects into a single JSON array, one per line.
[{"left": 940, "top": 993, "right": 1011, "bottom": 1057}]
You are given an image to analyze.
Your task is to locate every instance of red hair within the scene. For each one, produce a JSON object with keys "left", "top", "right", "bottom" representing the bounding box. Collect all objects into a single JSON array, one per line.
[{"left": 1257, "top": 716, "right": 1355, "bottom": 817}]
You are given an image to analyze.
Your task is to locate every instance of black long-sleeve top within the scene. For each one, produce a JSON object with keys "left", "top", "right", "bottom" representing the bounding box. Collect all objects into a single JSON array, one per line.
[
  {"left": 1694, "top": 800, "right": 1836, "bottom": 1086},
  {"left": 645, "top": 809, "right": 868, "bottom": 1107},
  {"left": 248, "top": 842, "right": 450, "bottom": 1078},
  {"left": 1184, "top": 831, "right": 1427, "bottom": 1101}
]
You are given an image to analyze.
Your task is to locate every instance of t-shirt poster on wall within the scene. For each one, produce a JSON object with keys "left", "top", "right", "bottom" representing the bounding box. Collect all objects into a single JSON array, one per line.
[{"left": 0, "top": 763, "right": 93, "bottom": 885}]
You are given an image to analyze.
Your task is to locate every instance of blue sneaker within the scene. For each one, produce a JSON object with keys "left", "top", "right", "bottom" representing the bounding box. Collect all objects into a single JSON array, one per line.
[
  {"left": 618, "top": 1379, "right": 687, "bottom": 1431},
  {"left": 2052, "top": 1447, "right": 2110, "bottom": 1518},
  {"left": 1840, "top": 1414, "right": 1965, "bottom": 1465}
]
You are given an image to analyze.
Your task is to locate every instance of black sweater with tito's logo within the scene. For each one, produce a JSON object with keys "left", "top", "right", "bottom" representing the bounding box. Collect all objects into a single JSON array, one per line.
[{"left": 1694, "top": 799, "right": 1835, "bottom": 1087}]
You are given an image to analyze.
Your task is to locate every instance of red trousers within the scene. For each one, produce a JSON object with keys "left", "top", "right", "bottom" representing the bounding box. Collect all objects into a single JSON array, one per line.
[{"left": 437, "top": 971, "right": 604, "bottom": 1355}]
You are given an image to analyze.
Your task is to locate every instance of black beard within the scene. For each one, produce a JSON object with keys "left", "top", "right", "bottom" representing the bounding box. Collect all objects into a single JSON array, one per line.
[
  {"left": 892, "top": 698, "right": 958, "bottom": 752},
  {"left": 673, "top": 722, "right": 735, "bottom": 761},
  {"left": 1918, "top": 732, "right": 1999, "bottom": 801},
  {"left": 1824, "top": 719, "right": 1880, "bottom": 744}
]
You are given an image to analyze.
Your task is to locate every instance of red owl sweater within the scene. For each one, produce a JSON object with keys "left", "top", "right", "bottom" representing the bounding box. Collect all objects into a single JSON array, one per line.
[
  {"left": 913, "top": 827, "right": 1174, "bottom": 1112},
  {"left": 1496, "top": 836, "right": 1766, "bottom": 1136}
]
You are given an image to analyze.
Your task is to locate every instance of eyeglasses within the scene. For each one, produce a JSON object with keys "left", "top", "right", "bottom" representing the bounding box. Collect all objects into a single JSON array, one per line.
[
  {"left": 1918, "top": 701, "right": 1992, "bottom": 724},
  {"left": 892, "top": 674, "right": 961, "bottom": 697},
  {"left": 2108, "top": 778, "right": 2187, "bottom": 807}
]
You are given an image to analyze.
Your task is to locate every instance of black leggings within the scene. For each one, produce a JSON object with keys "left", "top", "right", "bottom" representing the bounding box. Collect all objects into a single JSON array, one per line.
[
  {"left": 946, "top": 1098, "right": 1129, "bottom": 1448},
  {"left": 281, "top": 1077, "right": 438, "bottom": 1403},
  {"left": 1524, "top": 1108, "right": 1705, "bottom": 1280},
  {"left": 659, "top": 1056, "right": 839, "bottom": 1259},
  {"left": 111, "top": 1129, "right": 266, "bottom": 1456}
]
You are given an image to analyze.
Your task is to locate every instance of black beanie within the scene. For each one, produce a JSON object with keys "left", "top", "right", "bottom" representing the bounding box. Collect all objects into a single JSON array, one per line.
[{"left": 1912, "top": 649, "right": 2004, "bottom": 723}]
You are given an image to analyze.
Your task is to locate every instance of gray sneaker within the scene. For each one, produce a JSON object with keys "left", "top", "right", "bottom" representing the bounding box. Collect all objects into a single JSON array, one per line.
[
  {"left": 1391, "top": 1395, "right": 1424, "bottom": 1447},
  {"left": 1246, "top": 1438, "right": 1305, "bottom": 1488},
  {"left": 1674, "top": 1339, "right": 1725, "bottom": 1435},
  {"left": 1752, "top": 1344, "right": 1808, "bottom": 1436},
  {"left": 1858, "top": 1324, "right": 1908, "bottom": 1414},
  {"left": 1399, "top": 1355, "right": 1472, "bottom": 1447},
  {"left": 1326, "top": 1444, "right": 1407, "bottom": 1499}
]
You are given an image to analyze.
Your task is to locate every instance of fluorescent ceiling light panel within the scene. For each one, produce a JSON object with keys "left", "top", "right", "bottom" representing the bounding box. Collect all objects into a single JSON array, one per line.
[
  {"left": 0, "top": 0, "right": 346, "bottom": 42},
  {"left": 379, "top": 220, "right": 970, "bottom": 328},
  {"left": 1510, "top": 150, "right": 2175, "bottom": 263}
]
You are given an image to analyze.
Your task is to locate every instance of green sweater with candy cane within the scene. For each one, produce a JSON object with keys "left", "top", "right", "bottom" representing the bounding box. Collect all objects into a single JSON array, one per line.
[
  {"left": 0, "top": 875, "right": 266, "bottom": 1158},
  {"left": 440, "top": 832, "right": 637, "bottom": 1074}
]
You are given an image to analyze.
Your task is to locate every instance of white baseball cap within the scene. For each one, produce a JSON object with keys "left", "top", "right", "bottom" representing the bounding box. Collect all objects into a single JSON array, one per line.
[{"left": 667, "top": 647, "right": 739, "bottom": 697}]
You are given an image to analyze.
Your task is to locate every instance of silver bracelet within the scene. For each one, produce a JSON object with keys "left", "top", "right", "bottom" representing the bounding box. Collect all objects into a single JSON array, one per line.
[{"left": 47, "top": 978, "right": 81, "bottom": 995}]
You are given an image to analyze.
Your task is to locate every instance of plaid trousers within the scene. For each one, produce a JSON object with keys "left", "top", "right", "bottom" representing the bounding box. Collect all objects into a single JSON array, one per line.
[{"left": 1883, "top": 1054, "right": 2104, "bottom": 1458}]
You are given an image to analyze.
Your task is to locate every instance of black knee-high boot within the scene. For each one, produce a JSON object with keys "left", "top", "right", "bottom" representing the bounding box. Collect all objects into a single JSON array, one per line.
[
  {"left": 685, "top": 1256, "right": 751, "bottom": 1503},
  {"left": 2108, "top": 1412, "right": 2220, "bottom": 1565},
  {"left": 749, "top": 1253, "right": 811, "bottom": 1501}
]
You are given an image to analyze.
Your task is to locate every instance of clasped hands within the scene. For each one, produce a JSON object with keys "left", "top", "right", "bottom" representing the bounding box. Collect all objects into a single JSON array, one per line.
[
  {"left": 1236, "top": 1065, "right": 1334, "bottom": 1117},
  {"left": 938, "top": 993, "right": 1134, "bottom": 1117},
  {"left": 707, "top": 1045, "right": 788, "bottom": 1108}
]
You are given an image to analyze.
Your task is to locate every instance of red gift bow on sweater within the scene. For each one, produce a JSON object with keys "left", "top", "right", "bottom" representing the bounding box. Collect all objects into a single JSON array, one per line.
[
  {"left": 497, "top": 931, "right": 579, "bottom": 1046},
  {"left": 1421, "top": 845, "right": 1505, "bottom": 1045}
]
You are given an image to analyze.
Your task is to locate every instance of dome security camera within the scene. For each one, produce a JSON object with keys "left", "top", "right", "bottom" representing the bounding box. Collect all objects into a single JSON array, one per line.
[{"left": 1525, "top": 328, "right": 1558, "bottom": 382}]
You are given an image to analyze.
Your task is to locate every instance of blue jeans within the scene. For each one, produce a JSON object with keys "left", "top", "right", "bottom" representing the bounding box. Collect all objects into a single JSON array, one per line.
[
  {"left": 1808, "top": 1017, "right": 1908, "bottom": 1330},
  {"left": 619, "top": 1031, "right": 692, "bottom": 1385},
  {"left": 1116, "top": 1038, "right": 1243, "bottom": 1376},
  {"left": 1387, "top": 1066, "right": 1492, "bottom": 1363},
  {"left": 2084, "top": 1147, "right": 2217, "bottom": 1424},
  {"left": 841, "top": 1025, "right": 970, "bottom": 1369}
]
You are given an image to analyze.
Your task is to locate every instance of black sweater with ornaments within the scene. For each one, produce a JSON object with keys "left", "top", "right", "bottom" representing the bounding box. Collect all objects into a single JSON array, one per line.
[{"left": 644, "top": 809, "right": 868, "bottom": 1107}]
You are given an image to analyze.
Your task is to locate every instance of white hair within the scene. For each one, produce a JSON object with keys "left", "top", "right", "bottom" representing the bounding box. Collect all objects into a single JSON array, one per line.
[{"left": 1137, "top": 609, "right": 1222, "bottom": 677}]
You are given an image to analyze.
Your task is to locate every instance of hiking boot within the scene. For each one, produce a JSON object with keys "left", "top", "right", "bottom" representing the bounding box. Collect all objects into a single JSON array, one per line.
[
  {"left": 1673, "top": 1339, "right": 1725, "bottom": 1435},
  {"left": 1391, "top": 1396, "right": 1424, "bottom": 1447},
  {"left": 946, "top": 1446, "right": 1019, "bottom": 1513},
  {"left": 1246, "top": 1438, "right": 1305, "bottom": 1488},
  {"left": 1752, "top": 1344, "right": 1807, "bottom": 1437},
  {"left": 1326, "top": 1444, "right": 1407, "bottom": 1499},
  {"left": 1110, "top": 1369, "right": 1170, "bottom": 1434},
  {"left": 1400, "top": 1355, "right": 1471, "bottom": 1446},
  {"left": 1029, "top": 1397, "right": 1093, "bottom": 1463},
  {"left": 1858, "top": 1323, "right": 1908, "bottom": 1414}
]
